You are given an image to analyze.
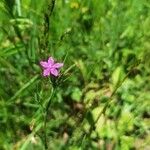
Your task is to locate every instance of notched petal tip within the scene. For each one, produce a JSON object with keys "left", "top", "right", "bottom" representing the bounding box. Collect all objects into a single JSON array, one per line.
[
  {"left": 40, "top": 61, "right": 49, "bottom": 68},
  {"left": 50, "top": 68, "right": 59, "bottom": 77},
  {"left": 48, "top": 57, "right": 55, "bottom": 65},
  {"left": 53, "top": 63, "right": 64, "bottom": 68},
  {"left": 43, "top": 69, "right": 50, "bottom": 77}
]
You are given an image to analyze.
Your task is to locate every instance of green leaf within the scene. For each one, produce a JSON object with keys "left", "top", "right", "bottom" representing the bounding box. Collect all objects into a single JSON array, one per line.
[
  {"left": 111, "top": 66, "right": 125, "bottom": 89},
  {"left": 71, "top": 87, "right": 82, "bottom": 102}
]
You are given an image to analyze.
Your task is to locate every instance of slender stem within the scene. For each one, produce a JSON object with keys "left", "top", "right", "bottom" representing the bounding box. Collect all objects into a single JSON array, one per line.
[
  {"left": 81, "top": 68, "right": 136, "bottom": 145},
  {"left": 94, "top": 67, "right": 133, "bottom": 126},
  {"left": 43, "top": 86, "right": 55, "bottom": 149},
  {"left": 44, "top": 112, "right": 48, "bottom": 149},
  {"left": 85, "top": 63, "right": 139, "bottom": 139},
  {"left": 16, "top": 0, "right": 22, "bottom": 16}
]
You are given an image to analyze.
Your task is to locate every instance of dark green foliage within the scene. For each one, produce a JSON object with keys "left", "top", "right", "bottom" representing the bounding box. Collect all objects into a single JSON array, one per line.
[{"left": 0, "top": 0, "right": 150, "bottom": 149}]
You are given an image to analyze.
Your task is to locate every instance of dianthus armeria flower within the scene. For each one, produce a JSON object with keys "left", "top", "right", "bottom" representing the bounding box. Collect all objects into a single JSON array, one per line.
[{"left": 40, "top": 57, "right": 63, "bottom": 77}]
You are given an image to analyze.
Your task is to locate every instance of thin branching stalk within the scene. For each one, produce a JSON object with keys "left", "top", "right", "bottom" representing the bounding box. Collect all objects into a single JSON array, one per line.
[
  {"left": 15, "top": 0, "right": 21, "bottom": 16},
  {"left": 43, "top": 86, "right": 55, "bottom": 149},
  {"left": 40, "top": 0, "right": 56, "bottom": 53},
  {"left": 86, "top": 60, "right": 142, "bottom": 138},
  {"left": 71, "top": 60, "right": 142, "bottom": 146}
]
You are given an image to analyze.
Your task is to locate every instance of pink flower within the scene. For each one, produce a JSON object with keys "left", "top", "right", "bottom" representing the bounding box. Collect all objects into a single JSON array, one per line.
[{"left": 40, "top": 57, "right": 63, "bottom": 77}]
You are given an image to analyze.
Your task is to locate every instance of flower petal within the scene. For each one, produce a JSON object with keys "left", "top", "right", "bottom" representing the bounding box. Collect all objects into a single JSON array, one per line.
[
  {"left": 53, "top": 63, "right": 63, "bottom": 68},
  {"left": 50, "top": 68, "right": 59, "bottom": 76},
  {"left": 40, "top": 61, "right": 49, "bottom": 68},
  {"left": 43, "top": 69, "right": 50, "bottom": 76},
  {"left": 48, "top": 57, "right": 54, "bottom": 66}
]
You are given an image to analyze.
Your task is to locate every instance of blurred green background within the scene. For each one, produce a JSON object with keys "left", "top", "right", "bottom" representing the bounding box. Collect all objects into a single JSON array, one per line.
[{"left": 0, "top": 0, "right": 150, "bottom": 149}]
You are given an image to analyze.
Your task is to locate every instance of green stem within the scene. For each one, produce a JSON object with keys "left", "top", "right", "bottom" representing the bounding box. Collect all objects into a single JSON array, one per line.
[
  {"left": 16, "top": 0, "right": 21, "bottom": 16},
  {"left": 82, "top": 68, "right": 137, "bottom": 145},
  {"left": 43, "top": 86, "right": 55, "bottom": 149},
  {"left": 83, "top": 63, "right": 140, "bottom": 141}
]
